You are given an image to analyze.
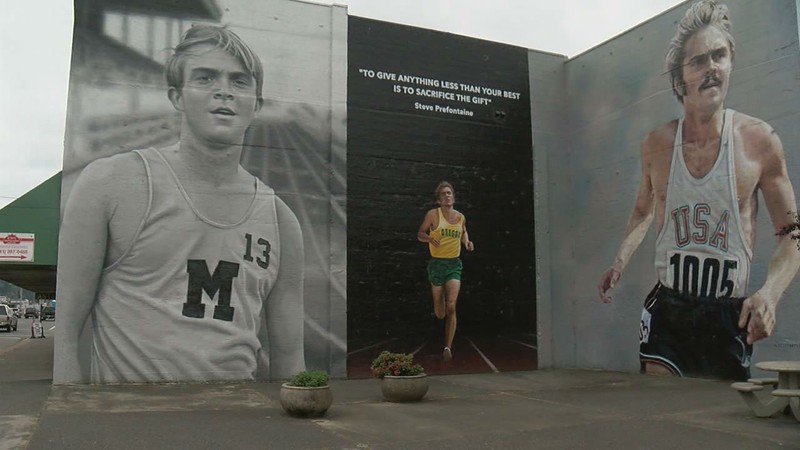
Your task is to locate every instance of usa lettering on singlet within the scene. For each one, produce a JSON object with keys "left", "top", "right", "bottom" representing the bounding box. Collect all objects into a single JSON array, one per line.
[
  {"left": 90, "top": 147, "right": 281, "bottom": 383},
  {"left": 429, "top": 208, "right": 463, "bottom": 259},
  {"left": 653, "top": 109, "right": 752, "bottom": 299}
]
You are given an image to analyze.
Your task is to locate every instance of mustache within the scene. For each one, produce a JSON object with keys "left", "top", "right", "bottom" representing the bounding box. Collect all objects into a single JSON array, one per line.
[{"left": 699, "top": 74, "right": 721, "bottom": 90}]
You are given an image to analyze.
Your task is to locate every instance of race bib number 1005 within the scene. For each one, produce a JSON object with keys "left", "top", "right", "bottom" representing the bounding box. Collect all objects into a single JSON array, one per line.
[{"left": 666, "top": 250, "right": 738, "bottom": 299}]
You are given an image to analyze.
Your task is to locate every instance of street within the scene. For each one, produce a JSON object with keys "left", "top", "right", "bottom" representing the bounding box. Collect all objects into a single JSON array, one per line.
[{"left": 0, "top": 317, "right": 55, "bottom": 352}]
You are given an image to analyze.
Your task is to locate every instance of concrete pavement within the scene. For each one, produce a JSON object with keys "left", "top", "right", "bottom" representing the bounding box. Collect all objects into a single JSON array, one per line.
[{"left": 1, "top": 336, "right": 798, "bottom": 449}]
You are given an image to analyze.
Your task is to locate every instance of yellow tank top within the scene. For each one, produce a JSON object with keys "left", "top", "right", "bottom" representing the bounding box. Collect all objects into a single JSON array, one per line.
[{"left": 429, "top": 208, "right": 463, "bottom": 258}]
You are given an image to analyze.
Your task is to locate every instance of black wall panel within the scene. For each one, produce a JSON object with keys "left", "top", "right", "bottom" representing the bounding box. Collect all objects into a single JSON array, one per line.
[{"left": 347, "top": 17, "right": 536, "bottom": 345}]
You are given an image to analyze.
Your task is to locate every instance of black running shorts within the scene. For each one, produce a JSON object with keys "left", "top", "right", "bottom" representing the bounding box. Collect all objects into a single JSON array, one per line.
[{"left": 639, "top": 283, "right": 752, "bottom": 381}]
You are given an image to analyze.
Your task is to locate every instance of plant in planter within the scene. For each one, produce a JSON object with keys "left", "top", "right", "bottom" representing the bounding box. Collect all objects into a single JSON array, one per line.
[
  {"left": 280, "top": 370, "right": 332, "bottom": 418},
  {"left": 370, "top": 351, "right": 428, "bottom": 402}
]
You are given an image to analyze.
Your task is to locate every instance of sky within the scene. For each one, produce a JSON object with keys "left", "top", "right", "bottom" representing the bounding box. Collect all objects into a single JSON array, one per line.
[{"left": 0, "top": 0, "right": 687, "bottom": 210}]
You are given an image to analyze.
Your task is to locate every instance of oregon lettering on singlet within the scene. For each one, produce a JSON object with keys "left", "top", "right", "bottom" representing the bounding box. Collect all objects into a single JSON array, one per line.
[{"left": 429, "top": 208, "right": 463, "bottom": 259}]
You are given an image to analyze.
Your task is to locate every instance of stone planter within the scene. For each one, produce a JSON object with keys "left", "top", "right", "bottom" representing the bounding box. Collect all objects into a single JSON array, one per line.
[
  {"left": 280, "top": 383, "right": 332, "bottom": 418},
  {"left": 380, "top": 374, "right": 429, "bottom": 402}
]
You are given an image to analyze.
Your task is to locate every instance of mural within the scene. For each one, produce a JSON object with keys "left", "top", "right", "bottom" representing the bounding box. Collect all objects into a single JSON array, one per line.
[
  {"left": 583, "top": 0, "right": 800, "bottom": 380},
  {"left": 54, "top": 0, "right": 346, "bottom": 384},
  {"left": 52, "top": 0, "right": 799, "bottom": 384},
  {"left": 347, "top": 17, "right": 536, "bottom": 377}
]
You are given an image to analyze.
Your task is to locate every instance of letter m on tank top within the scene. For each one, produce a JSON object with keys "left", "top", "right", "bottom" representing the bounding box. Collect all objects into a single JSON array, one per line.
[{"left": 183, "top": 260, "right": 239, "bottom": 321}]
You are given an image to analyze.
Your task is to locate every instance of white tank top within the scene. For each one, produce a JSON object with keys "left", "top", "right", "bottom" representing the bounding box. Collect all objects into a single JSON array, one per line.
[
  {"left": 654, "top": 109, "right": 751, "bottom": 298},
  {"left": 91, "top": 148, "right": 281, "bottom": 383}
]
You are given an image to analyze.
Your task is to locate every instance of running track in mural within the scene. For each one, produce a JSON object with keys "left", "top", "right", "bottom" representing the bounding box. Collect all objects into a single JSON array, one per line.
[{"left": 347, "top": 334, "right": 538, "bottom": 378}]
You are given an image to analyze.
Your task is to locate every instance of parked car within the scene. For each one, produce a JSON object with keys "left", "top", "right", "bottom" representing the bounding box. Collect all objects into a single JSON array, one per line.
[
  {"left": 0, "top": 305, "right": 18, "bottom": 331},
  {"left": 41, "top": 306, "right": 56, "bottom": 321},
  {"left": 24, "top": 307, "right": 39, "bottom": 319}
]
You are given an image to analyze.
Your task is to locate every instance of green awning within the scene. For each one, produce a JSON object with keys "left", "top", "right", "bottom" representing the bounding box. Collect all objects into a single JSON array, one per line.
[{"left": 0, "top": 173, "right": 61, "bottom": 296}]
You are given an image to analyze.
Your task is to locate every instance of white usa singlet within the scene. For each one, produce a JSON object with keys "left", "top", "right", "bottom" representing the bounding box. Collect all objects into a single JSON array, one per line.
[
  {"left": 654, "top": 109, "right": 751, "bottom": 298},
  {"left": 91, "top": 148, "right": 281, "bottom": 383}
]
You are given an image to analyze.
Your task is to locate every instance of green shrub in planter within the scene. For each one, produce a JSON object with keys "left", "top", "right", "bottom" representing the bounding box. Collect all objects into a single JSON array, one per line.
[
  {"left": 288, "top": 370, "right": 329, "bottom": 387},
  {"left": 281, "top": 370, "right": 332, "bottom": 418},
  {"left": 370, "top": 351, "right": 425, "bottom": 378},
  {"left": 370, "top": 351, "right": 428, "bottom": 402}
]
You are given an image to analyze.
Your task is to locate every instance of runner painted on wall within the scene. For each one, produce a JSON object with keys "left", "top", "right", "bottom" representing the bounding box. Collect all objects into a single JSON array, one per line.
[
  {"left": 55, "top": 25, "right": 305, "bottom": 383},
  {"left": 597, "top": 0, "right": 800, "bottom": 380},
  {"left": 417, "top": 181, "right": 475, "bottom": 361}
]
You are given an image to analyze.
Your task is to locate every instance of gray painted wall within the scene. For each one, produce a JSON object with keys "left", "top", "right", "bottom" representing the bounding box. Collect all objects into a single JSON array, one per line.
[
  {"left": 529, "top": 50, "right": 568, "bottom": 369},
  {"left": 543, "top": 0, "right": 800, "bottom": 374}
]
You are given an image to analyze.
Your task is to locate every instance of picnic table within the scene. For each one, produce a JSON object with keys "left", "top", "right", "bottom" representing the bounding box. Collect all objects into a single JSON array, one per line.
[
  {"left": 731, "top": 361, "right": 800, "bottom": 421},
  {"left": 756, "top": 361, "right": 800, "bottom": 421}
]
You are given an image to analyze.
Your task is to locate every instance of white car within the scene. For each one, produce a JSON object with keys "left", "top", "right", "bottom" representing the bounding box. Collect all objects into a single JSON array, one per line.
[{"left": 0, "top": 304, "right": 18, "bottom": 332}]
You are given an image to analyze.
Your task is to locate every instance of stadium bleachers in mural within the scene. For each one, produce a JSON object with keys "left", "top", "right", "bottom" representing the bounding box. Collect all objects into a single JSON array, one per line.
[{"left": 64, "top": 0, "right": 220, "bottom": 175}]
